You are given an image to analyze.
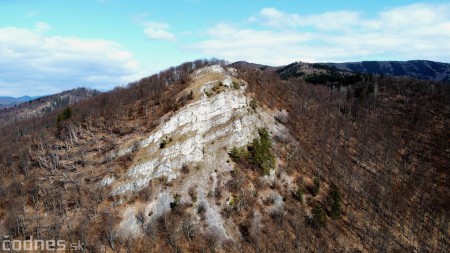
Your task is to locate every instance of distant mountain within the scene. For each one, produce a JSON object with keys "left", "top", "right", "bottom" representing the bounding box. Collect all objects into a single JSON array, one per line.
[
  {"left": 230, "top": 61, "right": 274, "bottom": 71},
  {"left": 0, "top": 87, "right": 100, "bottom": 126},
  {"left": 231, "top": 61, "right": 363, "bottom": 81},
  {"left": 231, "top": 60, "right": 450, "bottom": 83},
  {"left": 0, "top": 95, "right": 41, "bottom": 108},
  {"left": 323, "top": 60, "right": 450, "bottom": 82}
]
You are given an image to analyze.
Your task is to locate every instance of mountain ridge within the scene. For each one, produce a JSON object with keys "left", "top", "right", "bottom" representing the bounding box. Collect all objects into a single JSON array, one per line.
[
  {"left": 0, "top": 95, "right": 41, "bottom": 109},
  {"left": 323, "top": 60, "right": 450, "bottom": 82},
  {"left": 232, "top": 60, "right": 450, "bottom": 83},
  {"left": 0, "top": 87, "right": 100, "bottom": 126}
]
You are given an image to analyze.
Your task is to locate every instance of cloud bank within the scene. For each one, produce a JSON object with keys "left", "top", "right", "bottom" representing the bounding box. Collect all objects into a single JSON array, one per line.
[
  {"left": 192, "top": 3, "right": 450, "bottom": 65},
  {"left": 0, "top": 23, "right": 140, "bottom": 96}
]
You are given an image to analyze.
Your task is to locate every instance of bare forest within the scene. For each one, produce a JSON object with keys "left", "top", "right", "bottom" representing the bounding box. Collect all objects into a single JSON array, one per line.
[{"left": 0, "top": 59, "right": 449, "bottom": 252}]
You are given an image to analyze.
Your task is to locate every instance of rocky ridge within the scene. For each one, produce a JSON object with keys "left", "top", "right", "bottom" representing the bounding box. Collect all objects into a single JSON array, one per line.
[{"left": 107, "top": 65, "right": 289, "bottom": 239}]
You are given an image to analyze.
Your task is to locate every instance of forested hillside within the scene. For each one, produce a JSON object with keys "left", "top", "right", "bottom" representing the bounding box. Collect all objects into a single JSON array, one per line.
[
  {"left": 0, "top": 59, "right": 448, "bottom": 252},
  {"left": 0, "top": 88, "right": 100, "bottom": 127},
  {"left": 325, "top": 60, "right": 450, "bottom": 82}
]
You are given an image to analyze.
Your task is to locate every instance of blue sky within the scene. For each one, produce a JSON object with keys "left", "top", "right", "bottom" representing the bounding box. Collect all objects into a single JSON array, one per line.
[{"left": 1, "top": 0, "right": 449, "bottom": 96}]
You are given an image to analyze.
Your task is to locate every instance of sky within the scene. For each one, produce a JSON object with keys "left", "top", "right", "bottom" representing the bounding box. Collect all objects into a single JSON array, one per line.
[{"left": 0, "top": 0, "right": 449, "bottom": 96}]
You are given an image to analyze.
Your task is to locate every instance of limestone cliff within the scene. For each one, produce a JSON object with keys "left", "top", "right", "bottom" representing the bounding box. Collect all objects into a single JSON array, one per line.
[{"left": 107, "top": 65, "right": 289, "bottom": 239}]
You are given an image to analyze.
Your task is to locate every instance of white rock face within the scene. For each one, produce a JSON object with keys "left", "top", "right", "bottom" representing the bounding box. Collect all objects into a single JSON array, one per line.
[
  {"left": 110, "top": 65, "right": 289, "bottom": 239},
  {"left": 112, "top": 66, "right": 269, "bottom": 196},
  {"left": 222, "top": 76, "right": 233, "bottom": 87},
  {"left": 192, "top": 64, "right": 226, "bottom": 76},
  {"left": 227, "top": 67, "right": 237, "bottom": 77},
  {"left": 99, "top": 175, "right": 115, "bottom": 186}
]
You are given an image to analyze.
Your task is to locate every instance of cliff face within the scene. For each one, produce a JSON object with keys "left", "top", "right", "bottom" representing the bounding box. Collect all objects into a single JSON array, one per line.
[{"left": 109, "top": 65, "right": 290, "bottom": 239}]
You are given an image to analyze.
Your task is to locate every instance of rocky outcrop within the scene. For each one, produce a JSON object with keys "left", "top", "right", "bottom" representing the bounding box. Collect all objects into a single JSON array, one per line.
[{"left": 109, "top": 65, "right": 289, "bottom": 239}]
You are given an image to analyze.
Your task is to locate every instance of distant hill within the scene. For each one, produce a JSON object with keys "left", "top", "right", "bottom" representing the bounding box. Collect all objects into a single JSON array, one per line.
[
  {"left": 0, "top": 95, "right": 41, "bottom": 109},
  {"left": 0, "top": 87, "right": 100, "bottom": 126},
  {"left": 232, "top": 60, "right": 450, "bottom": 83},
  {"left": 323, "top": 60, "right": 450, "bottom": 82},
  {"left": 230, "top": 61, "right": 274, "bottom": 71},
  {"left": 231, "top": 61, "right": 366, "bottom": 83}
]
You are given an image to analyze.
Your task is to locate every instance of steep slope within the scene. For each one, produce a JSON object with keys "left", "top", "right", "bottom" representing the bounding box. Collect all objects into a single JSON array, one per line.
[
  {"left": 108, "top": 65, "right": 290, "bottom": 240},
  {"left": 238, "top": 64, "right": 450, "bottom": 252}
]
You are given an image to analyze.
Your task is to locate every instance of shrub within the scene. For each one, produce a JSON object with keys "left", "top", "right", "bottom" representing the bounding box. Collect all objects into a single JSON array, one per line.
[
  {"left": 181, "top": 163, "right": 190, "bottom": 174},
  {"left": 293, "top": 187, "right": 303, "bottom": 203},
  {"left": 197, "top": 203, "right": 206, "bottom": 215},
  {"left": 312, "top": 204, "right": 327, "bottom": 229},
  {"left": 311, "top": 177, "right": 320, "bottom": 197},
  {"left": 228, "top": 196, "right": 235, "bottom": 206},
  {"left": 329, "top": 183, "right": 341, "bottom": 218},
  {"left": 160, "top": 139, "right": 167, "bottom": 149},
  {"left": 56, "top": 106, "right": 72, "bottom": 124},
  {"left": 188, "top": 187, "right": 197, "bottom": 203},
  {"left": 228, "top": 147, "right": 242, "bottom": 160},
  {"left": 160, "top": 136, "right": 172, "bottom": 149},
  {"left": 232, "top": 81, "right": 240, "bottom": 90},
  {"left": 249, "top": 99, "right": 257, "bottom": 110},
  {"left": 248, "top": 128, "right": 275, "bottom": 175},
  {"left": 229, "top": 128, "right": 274, "bottom": 176},
  {"left": 170, "top": 193, "right": 181, "bottom": 209},
  {"left": 188, "top": 90, "right": 194, "bottom": 100}
]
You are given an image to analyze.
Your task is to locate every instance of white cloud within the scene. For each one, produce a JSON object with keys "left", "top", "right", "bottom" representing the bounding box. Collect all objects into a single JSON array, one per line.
[
  {"left": 34, "top": 22, "right": 51, "bottom": 32},
  {"left": 0, "top": 25, "right": 141, "bottom": 96},
  {"left": 191, "top": 24, "right": 315, "bottom": 65},
  {"left": 255, "top": 7, "right": 362, "bottom": 32},
  {"left": 144, "top": 22, "right": 175, "bottom": 41},
  {"left": 194, "top": 3, "right": 450, "bottom": 64}
]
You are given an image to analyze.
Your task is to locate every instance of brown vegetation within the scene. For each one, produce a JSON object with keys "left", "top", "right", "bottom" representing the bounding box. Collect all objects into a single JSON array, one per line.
[
  {"left": 0, "top": 59, "right": 448, "bottom": 252},
  {"left": 238, "top": 65, "right": 450, "bottom": 252}
]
